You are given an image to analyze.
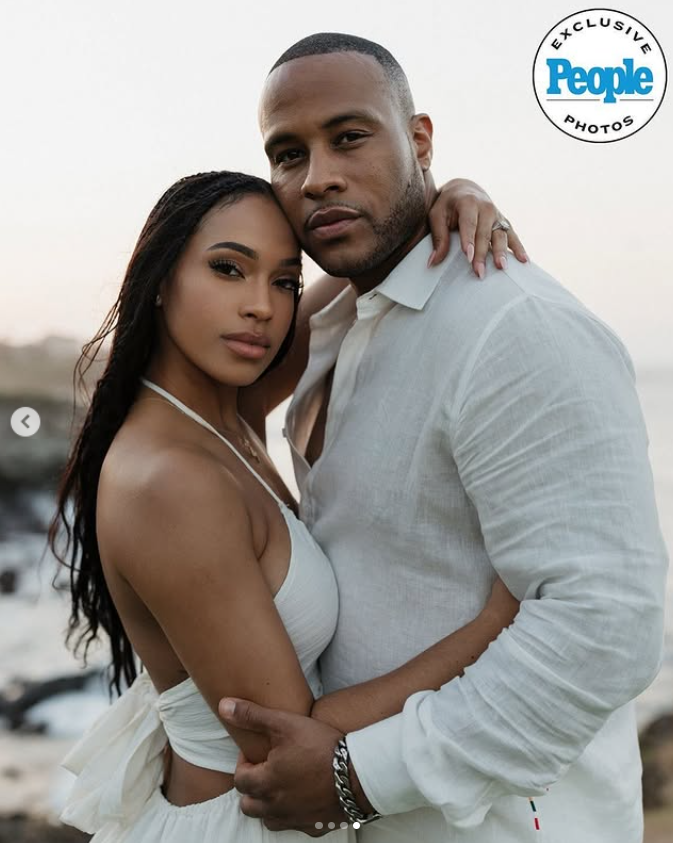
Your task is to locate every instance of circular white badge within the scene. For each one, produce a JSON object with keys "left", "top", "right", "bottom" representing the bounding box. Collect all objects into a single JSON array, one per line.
[
  {"left": 533, "top": 9, "right": 667, "bottom": 142},
  {"left": 11, "top": 407, "right": 41, "bottom": 437}
]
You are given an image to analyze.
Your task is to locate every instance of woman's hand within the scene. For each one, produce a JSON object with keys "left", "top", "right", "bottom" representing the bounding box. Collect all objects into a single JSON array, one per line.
[{"left": 428, "top": 178, "right": 528, "bottom": 277}]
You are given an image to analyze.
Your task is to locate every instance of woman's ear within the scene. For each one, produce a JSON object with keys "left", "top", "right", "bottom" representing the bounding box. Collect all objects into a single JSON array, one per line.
[
  {"left": 155, "top": 279, "right": 168, "bottom": 308},
  {"left": 410, "top": 113, "right": 433, "bottom": 172}
]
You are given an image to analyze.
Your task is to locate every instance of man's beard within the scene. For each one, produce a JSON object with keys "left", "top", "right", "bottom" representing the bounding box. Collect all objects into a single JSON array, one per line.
[{"left": 304, "top": 173, "right": 427, "bottom": 278}]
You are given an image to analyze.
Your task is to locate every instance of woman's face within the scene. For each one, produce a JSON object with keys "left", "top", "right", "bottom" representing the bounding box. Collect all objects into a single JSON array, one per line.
[{"left": 159, "top": 194, "right": 302, "bottom": 386}]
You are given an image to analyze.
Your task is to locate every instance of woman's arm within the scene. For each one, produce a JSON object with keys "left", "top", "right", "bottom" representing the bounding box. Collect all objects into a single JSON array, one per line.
[
  {"left": 310, "top": 579, "right": 519, "bottom": 733},
  {"left": 107, "top": 446, "right": 316, "bottom": 765}
]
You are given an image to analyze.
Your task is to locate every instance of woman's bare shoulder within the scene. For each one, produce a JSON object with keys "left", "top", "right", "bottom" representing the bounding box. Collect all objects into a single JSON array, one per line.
[{"left": 97, "top": 431, "right": 251, "bottom": 572}]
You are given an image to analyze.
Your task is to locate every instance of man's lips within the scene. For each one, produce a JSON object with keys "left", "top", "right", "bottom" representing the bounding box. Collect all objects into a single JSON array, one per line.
[
  {"left": 307, "top": 207, "right": 361, "bottom": 231},
  {"left": 310, "top": 217, "right": 361, "bottom": 241},
  {"left": 307, "top": 207, "right": 362, "bottom": 242}
]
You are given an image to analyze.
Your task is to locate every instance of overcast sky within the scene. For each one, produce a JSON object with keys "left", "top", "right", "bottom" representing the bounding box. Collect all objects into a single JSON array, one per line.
[{"left": 1, "top": 0, "right": 671, "bottom": 368}]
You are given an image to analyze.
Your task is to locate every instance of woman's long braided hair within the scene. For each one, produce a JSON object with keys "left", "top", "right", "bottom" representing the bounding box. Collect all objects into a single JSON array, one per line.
[{"left": 48, "top": 171, "right": 303, "bottom": 698}]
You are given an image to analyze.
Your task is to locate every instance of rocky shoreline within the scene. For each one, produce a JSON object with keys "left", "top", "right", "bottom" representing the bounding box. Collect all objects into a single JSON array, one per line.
[{"left": 0, "top": 340, "right": 96, "bottom": 843}]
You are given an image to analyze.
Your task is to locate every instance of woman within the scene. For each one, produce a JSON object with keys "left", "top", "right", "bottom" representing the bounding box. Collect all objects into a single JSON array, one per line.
[{"left": 50, "top": 170, "right": 525, "bottom": 841}]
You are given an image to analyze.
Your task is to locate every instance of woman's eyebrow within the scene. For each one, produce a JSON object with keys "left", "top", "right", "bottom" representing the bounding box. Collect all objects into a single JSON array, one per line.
[
  {"left": 207, "top": 241, "right": 300, "bottom": 267},
  {"left": 207, "top": 241, "right": 257, "bottom": 259}
]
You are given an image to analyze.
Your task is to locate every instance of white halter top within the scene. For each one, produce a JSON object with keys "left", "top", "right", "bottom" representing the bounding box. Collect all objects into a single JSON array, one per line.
[{"left": 59, "top": 379, "right": 340, "bottom": 834}]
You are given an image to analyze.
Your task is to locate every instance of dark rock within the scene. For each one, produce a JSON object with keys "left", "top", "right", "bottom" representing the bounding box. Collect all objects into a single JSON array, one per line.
[
  {"left": 0, "top": 814, "right": 90, "bottom": 842},
  {"left": 0, "top": 669, "right": 103, "bottom": 731},
  {"left": 15, "top": 720, "right": 48, "bottom": 736},
  {"left": 0, "top": 568, "right": 18, "bottom": 594},
  {"left": 641, "top": 713, "right": 673, "bottom": 809},
  {"left": 642, "top": 714, "right": 673, "bottom": 749}
]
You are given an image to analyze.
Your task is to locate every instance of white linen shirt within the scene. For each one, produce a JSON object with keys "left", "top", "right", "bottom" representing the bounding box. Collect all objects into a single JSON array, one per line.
[{"left": 283, "top": 235, "right": 668, "bottom": 843}]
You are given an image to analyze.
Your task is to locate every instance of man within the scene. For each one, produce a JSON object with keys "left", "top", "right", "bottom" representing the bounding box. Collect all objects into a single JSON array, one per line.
[{"left": 219, "top": 33, "right": 668, "bottom": 842}]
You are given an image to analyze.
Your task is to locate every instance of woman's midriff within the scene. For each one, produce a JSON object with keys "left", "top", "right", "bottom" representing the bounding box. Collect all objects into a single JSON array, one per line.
[{"left": 161, "top": 745, "right": 236, "bottom": 806}]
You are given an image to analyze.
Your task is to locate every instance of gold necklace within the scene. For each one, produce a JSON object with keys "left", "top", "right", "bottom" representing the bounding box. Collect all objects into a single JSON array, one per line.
[
  {"left": 215, "top": 413, "right": 262, "bottom": 463},
  {"left": 224, "top": 427, "right": 261, "bottom": 463}
]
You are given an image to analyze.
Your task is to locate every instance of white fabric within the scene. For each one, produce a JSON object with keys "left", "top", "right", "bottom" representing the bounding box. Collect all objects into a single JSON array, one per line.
[
  {"left": 60, "top": 381, "right": 352, "bottom": 842},
  {"left": 284, "top": 234, "right": 669, "bottom": 843}
]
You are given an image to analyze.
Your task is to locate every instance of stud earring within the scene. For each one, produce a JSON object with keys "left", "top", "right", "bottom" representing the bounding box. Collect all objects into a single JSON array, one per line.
[{"left": 155, "top": 294, "right": 162, "bottom": 307}]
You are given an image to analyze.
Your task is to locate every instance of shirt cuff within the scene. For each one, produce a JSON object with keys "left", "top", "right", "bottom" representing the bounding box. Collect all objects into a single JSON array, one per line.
[{"left": 345, "top": 700, "right": 433, "bottom": 816}]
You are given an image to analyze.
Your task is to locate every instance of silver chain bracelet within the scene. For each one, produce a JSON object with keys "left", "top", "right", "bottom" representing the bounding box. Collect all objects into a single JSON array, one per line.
[{"left": 332, "top": 737, "right": 383, "bottom": 826}]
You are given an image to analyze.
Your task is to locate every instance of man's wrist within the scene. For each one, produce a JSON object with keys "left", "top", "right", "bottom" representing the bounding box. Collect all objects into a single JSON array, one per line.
[{"left": 332, "top": 736, "right": 382, "bottom": 825}]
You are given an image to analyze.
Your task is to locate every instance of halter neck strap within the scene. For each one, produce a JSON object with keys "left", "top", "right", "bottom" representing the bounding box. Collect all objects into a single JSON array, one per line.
[{"left": 139, "top": 378, "right": 286, "bottom": 509}]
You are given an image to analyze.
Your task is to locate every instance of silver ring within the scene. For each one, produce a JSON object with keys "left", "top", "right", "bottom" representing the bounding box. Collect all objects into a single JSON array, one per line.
[{"left": 491, "top": 218, "right": 511, "bottom": 233}]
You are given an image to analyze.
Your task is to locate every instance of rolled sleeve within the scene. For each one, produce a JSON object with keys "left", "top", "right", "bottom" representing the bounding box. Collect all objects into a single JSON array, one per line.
[{"left": 344, "top": 296, "right": 668, "bottom": 827}]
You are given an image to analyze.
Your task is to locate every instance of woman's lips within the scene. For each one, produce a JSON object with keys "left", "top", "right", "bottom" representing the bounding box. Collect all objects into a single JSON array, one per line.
[
  {"left": 222, "top": 338, "right": 269, "bottom": 359},
  {"left": 310, "top": 217, "right": 360, "bottom": 241}
]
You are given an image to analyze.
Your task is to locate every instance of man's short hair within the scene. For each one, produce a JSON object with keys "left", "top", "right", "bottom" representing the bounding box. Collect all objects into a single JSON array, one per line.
[{"left": 269, "top": 32, "right": 415, "bottom": 120}]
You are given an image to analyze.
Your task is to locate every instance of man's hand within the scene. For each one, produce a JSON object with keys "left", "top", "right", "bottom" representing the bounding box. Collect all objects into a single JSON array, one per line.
[
  {"left": 218, "top": 698, "right": 357, "bottom": 836},
  {"left": 428, "top": 178, "right": 528, "bottom": 277}
]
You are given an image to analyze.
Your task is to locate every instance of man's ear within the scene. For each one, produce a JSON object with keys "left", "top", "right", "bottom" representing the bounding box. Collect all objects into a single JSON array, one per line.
[{"left": 410, "top": 113, "right": 433, "bottom": 172}]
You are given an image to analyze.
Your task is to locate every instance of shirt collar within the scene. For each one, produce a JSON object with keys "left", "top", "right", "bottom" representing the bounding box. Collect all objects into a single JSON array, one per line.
[
  {"left": 308, "top": 233, "right": 445, "bottom": 330},
  {"left": 375, "top": 233, "right": 445, "bottom": 311}
]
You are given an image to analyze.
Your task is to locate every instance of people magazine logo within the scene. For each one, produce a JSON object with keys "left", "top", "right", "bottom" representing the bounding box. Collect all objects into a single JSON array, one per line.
[{"left": 533, "top": 9, "right": 667, "bottom": 142}]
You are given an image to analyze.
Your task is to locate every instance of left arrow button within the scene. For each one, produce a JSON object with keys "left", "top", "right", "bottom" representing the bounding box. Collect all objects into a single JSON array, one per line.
[{"left": 11, "top": 407, "right": 41, "bottom": 438}]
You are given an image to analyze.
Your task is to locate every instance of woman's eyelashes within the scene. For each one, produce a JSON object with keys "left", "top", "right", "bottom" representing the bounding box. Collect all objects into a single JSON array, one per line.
[
  {"left": 208, "top": 259, "right": 301, "bottom": 292},
  {"left": 209, "top": 258, "right": 243, "bottom": 277},
  {"left": 279, "top": 277, "right": 303, "bottom": 292}
]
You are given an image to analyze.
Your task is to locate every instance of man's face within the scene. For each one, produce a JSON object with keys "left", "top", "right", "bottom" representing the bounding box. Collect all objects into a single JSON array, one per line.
[{"left": 259, "top": 52, "right": 429, "bottom": 278}]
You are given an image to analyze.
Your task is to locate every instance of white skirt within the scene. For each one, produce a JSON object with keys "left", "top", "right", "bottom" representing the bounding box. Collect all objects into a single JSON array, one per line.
[{"left": 85, "top": 782, "right": 356, "bottom": 842}]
